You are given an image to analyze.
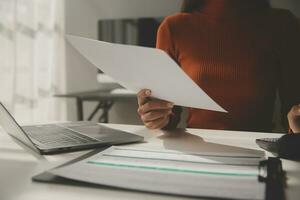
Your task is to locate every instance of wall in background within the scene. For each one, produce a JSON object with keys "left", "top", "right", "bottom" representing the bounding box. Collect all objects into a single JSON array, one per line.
[
  {"left": 270, "top": 0, "right": 300, "bottom": 132},
  {"left": 271, "top": 0, "right": 300, "bottom": 16}
]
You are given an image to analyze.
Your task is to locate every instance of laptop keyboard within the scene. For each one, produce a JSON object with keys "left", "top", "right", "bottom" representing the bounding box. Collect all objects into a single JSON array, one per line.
[{"left": 23, "top": 125, "right": 99, "bottom": 147}]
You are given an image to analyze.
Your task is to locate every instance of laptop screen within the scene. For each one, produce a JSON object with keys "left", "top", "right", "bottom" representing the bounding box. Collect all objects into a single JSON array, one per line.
[{"left": 0, "top": 102, "right": 39, "bottom": 153}]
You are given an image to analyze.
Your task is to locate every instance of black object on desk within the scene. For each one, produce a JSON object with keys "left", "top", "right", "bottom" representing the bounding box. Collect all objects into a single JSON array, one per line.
[
  {"left": 55, "top": 87, "right": 137, "bottom": 123},
  {"left": 256, "top": 134, "right": 300, "bottom": 160},
  {"left": 258, "top": 157, "right": 286, "bottom": 200}
]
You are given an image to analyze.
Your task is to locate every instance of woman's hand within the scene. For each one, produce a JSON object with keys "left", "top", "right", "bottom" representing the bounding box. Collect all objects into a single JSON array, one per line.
[
  {"left": 137, "top": 89, "right": 174, "bottom": 129},
  {"left": 288, "top": 104, "right": 300, "bottom": 133}
]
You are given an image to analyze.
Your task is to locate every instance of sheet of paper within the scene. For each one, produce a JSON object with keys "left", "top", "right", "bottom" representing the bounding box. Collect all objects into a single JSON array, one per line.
[
  {"left": 67, "top": 35, "right": 227, "bottom": 112},
  {"left": 50, "top": 146, "right": 265, "bottom": 200}
]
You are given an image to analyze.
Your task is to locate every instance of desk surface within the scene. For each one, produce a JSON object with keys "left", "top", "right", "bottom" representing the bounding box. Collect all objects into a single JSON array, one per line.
[{"left": 0, "top": 124, "right": 299, "bottom": 200}]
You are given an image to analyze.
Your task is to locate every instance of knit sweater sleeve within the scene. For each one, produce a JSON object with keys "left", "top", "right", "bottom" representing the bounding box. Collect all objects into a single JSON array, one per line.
[
  {"left": 156, "top": 18, "right": 182, "bottom": 130},
  {"left": 276, "top": 11, "right": 300, "bottom": 130},
  {"left": 156, "top": 18, "right": 177, "bottom": 61}
]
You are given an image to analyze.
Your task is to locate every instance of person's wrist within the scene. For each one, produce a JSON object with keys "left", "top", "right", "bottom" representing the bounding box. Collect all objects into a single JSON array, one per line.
[{"left": 161, "top": 114, "right": 175, "bottom": 130}]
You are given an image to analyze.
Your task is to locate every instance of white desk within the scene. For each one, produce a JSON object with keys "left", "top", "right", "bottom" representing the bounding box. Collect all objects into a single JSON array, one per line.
[{"left": 0, "top": 124, "right": 299, "bottom": 200}]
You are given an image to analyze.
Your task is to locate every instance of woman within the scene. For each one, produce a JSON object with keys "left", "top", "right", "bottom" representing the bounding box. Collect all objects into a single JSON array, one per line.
[{"left": 137, "top": 0, "right": 300, "bottom": 133}]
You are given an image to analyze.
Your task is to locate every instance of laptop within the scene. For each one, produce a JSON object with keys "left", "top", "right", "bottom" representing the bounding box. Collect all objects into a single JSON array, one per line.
[{"left": 0, "top": 102, "right": 143, "bottom": 155}]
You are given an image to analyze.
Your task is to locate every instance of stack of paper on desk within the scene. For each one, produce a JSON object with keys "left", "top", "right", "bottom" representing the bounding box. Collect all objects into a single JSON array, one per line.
[
  {"left": 66, "top": 35, "right": 227, "bottom": 113},
  {"left": 49, "top": 146, "right": 265, "bottom": 200}
]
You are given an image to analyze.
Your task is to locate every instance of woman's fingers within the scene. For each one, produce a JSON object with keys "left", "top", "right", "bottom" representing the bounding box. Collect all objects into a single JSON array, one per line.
[
  {"left": 137, "top": 89, "right": 174, "bottom": 130},
  {"left": 294, "top": 105, "right": 300, "bottom": 115},
  {"left": 288, "top": 105, "right": 300, "bottom": 117},
  {"left": 138, "top": 99, "right": 174, "bottom": 114},
  {"left": 288, "top": 105, "right": 300, "bottom": 133},
  {"left": 145, "top": 116, "right": 170, "bottom": 130},
  {"left": 137, "top": 89, "right": 151, "bottom": 106},
  {"left": 141, "top": 109, "right": 172, "bottom": 122}
]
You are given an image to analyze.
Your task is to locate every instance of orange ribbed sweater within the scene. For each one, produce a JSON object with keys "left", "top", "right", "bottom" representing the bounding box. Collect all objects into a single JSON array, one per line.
[{"left": 157, "top": 0, "right": 300, "bottom": 132}]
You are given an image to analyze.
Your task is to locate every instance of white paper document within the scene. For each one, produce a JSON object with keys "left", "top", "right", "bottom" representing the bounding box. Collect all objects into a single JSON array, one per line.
[
  {"left": 50, "top": 146, "right": 265, "bottom": 200},
  {"left": 67, "top": 35, "right": 226, "bottom": 112}
]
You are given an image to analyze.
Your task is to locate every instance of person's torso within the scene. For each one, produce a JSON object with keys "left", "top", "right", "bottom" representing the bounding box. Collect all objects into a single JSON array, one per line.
[{"left": 167, "top": 8, "right": 284, "bottom": 132}]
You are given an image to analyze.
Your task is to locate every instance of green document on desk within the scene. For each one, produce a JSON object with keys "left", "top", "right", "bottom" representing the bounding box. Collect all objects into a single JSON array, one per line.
[{"left": 49, "top": 146, "right": 265, "bottom": 200}]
